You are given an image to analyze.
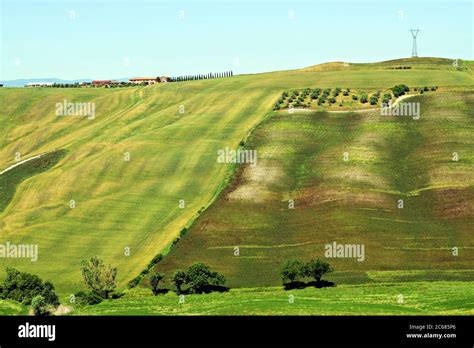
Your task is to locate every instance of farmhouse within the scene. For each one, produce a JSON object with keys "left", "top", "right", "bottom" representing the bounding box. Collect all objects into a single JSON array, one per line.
[
  {"left": 159, "top": 76, "right": 171, "bottom": 83},
  {"left": 129, "top": 77, "right": 158, "bottom": 85}
]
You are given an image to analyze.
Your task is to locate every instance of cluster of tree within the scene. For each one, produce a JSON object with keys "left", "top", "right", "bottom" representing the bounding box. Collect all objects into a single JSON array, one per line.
[
  {"left": 280, "top": 259, "right": 333, "bottom": 286},
  {"left": 171, "top": 263, "right": 226, "bottom": 294},
  {"left": 145, "top": 263, "right": 226, "bottom": 296},
  {"left": 171, "top": 71, "right": 233, "bottom": 82},
  {"left": 389, "top": 66, "right": 412, "bottom": 70},
  {"left": 0, "top": 268, "right": 59, "bottom": 316},
  {"left": 391, "top": 84, "right": 410, "bottom": 97}
]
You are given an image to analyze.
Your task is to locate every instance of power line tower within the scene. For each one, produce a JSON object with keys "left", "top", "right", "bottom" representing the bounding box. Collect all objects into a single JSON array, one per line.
[{"left": 410, "top": 29, "right": 420, "bottom": 57}]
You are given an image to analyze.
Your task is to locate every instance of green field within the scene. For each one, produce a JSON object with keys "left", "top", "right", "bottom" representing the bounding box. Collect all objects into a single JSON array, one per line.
[
  {"left": 71, "top": 280, "right": 473, "bottom": 315},
  {"left": 0, "top": 58, "right": 473, "bottom": 309}
]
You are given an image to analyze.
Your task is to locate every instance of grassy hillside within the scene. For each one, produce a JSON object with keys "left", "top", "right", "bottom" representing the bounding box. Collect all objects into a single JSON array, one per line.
[
  {"left": 72, "top": 280, "right": 474, "bottom": 315},
  {"left": 157, "top": 90, "right": 474, "bottom": 288},
  {"left": 0, "top": 57, "right": 473, "bottom": 295}
]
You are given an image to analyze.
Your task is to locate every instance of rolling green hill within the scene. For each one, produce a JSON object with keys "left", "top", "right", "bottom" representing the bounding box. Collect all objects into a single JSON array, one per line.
[
  {"left": 0, "top": 57, "right": 473, "bottom": 297},
  {"left": 157, "top": 90, "right": 474, "bottom": 288}
]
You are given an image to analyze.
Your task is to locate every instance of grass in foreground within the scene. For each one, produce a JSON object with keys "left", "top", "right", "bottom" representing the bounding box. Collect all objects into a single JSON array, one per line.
[{"left": 71, "top": 281, "right": 473, "bottom": 316}]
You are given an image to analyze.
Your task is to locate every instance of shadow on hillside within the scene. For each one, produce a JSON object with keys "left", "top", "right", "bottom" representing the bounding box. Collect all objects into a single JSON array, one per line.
[
  {"left": 284, "top": 280, "right": 336, "bottom": 290},
  {"left": 178, "top": 285, "right": 230, "bottom": 295},
  {"left": 154, "top": 289, "right": 170, "bottom": 295}
]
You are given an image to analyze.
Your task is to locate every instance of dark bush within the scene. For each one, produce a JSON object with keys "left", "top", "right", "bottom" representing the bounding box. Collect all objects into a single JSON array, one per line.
[
  {"left": 74, "top": 291, "right": 103, "bottom": 305},
  {"left": 1, "top": 268, "right": 59, "bottom": 306}
]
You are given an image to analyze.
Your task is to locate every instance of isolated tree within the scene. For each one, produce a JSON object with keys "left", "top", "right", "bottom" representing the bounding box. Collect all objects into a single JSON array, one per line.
[
  {"left": 304, "top": 259, "right": 332, "bottom": 284},
  {"left": 149, "top": 272, "right": 164, "bottom": 296},
  {"left": 280, "top": 260, "right": 304, "bottom": 284},
  {"left": 80, "top": 256, "right": 117, "bottom": 299}
]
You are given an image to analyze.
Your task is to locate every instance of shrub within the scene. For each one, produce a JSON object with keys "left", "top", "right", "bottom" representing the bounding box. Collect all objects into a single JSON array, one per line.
[
  {"left": 127, "top": 275, "right": 143, "bottom": 289},
  {"left": 31, "top": 295, "right": 50, "bottom": 316},
  {"left": 328, "top": 97, "right": 336, "bottom": 104},
  {"left": 147, "top": 254, "right": 163, "bottom": 269},
  {"left": 360, "top": 93, "right": 368, "bottom": 103},
  {"left": 74, "top": 291, "right": 103, "bottom": 305},
  {"left": 369, "top": 96, "right": 378, "bottom": 105},
  {"left": 351, "top": 94, "right": 358, "bottom": 100}
]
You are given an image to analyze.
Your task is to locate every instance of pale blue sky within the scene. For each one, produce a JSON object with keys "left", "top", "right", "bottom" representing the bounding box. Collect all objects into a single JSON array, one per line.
[{"left": 1, "top": 0, "right": 472, "bottom": 80}]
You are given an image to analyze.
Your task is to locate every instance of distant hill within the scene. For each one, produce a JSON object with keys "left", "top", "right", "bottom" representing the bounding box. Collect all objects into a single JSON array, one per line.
[
  {"left": 300, "top": 57, "right": 473, "bottom": 73},
  {"left": 0, "top": 77, "right": 130, "bottom": 87}
]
